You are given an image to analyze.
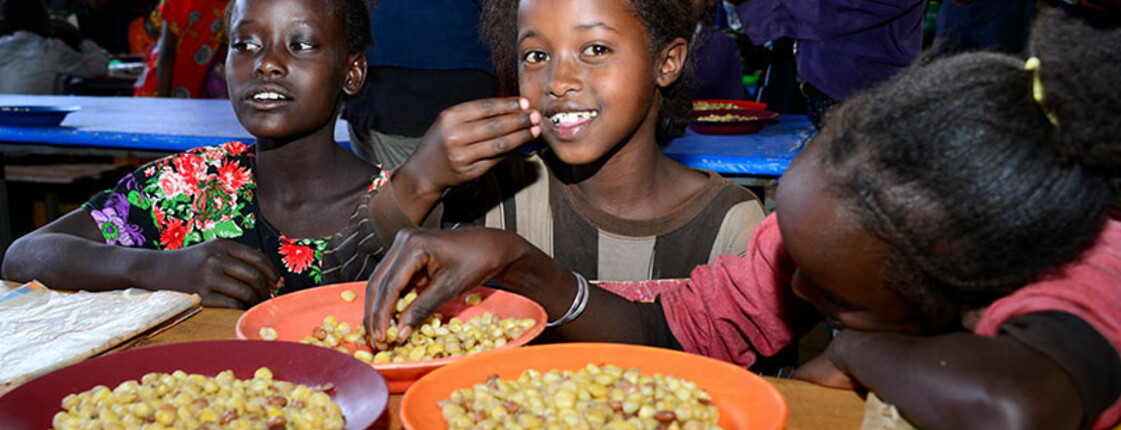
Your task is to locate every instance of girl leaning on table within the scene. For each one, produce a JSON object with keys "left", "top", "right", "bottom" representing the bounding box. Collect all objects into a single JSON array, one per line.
[
  {"left": 359, "top": 10, "right": 1121, "bottom": 430},
  {"left": 0, "top": 0, "right": 522, "bottom": 309},
  {"left": 322, "top": 0, "right": 766, "bottom": 294}
]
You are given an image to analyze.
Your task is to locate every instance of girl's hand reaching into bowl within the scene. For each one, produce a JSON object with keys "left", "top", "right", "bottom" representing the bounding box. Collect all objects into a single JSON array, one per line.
[{"left": 363, "top": 228, "right": 534, "bottom": 347}]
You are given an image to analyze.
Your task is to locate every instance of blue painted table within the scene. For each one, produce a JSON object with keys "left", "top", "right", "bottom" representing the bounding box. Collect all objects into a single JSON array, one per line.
[
  {"left": 0, "top": 95, "right": 351, "bottom": 156},
  {"left": 664, "top": 114, "right": 814, "bottom": 177},
  {"left": 665, "top": 114, "right": 815, "bottom": 211}
]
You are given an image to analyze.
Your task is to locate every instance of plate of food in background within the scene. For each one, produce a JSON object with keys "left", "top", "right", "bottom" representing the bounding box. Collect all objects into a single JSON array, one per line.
[
  {"left": 237, "top": 282, "right": 547, "bottom": 393},
  {"left": 401, "top": 343, "right": 788, "bottom": 430},
  {"left": 0, "top": 340, "right": 388, "bottom": 430},
  {"left": 691, "top": 99, "right": 779, "bottom": 135}
]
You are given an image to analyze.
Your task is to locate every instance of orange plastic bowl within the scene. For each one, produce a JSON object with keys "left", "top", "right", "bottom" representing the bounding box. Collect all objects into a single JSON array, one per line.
[
  {"left": 237, "top": 282, "right": 547, "bottom": 393},
  {"left": 0, "top": 340, "right": 387, "bottom": 430},
  {"left": 401, "top": 343, "right": 788, "bottom": 430}
]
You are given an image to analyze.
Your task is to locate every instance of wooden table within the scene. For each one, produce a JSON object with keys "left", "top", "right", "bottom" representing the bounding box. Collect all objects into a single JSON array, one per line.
[{"left": 111, "top": 306, "right": 867, "bottom": 430}]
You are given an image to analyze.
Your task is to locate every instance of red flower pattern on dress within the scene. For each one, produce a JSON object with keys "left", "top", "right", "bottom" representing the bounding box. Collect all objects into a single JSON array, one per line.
[
  {"left": 174, "top": 153, "right": 207, "bottom": 182},
  {"left": 217, "top": 160, "right": 251, "bottom": 193},
  {"left": 157, "top": 169, "right": 192, "bottom": 197},
  {"left": 279, "top": 237, "right": 315, "bottom": 274},
  {"left": 160, "top": 217, "right": 189, "bottom": 250},
  {"left": 224, "top": 141, "right": 248, "bottom": 156}
]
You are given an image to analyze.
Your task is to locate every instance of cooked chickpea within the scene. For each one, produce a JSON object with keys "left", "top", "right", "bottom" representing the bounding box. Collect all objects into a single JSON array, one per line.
[
  {"left": 50, "top": 368, "right": 344, "bottom": 430},
  {"left": 339, "top": 289, "right": 357, "bottom": 303},
  {"left": 259, "top": 326, "right": 279, "bottom": 341},
  {"left": 438, "top": 364, "right": 723, "bottom": 429},
  {"left": 298, "top": 290, "right": 537, "bottom": 364}
]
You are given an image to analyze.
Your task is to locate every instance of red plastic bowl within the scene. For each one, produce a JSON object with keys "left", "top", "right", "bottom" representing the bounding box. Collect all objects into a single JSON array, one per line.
[
  {"left": 0, "top": 340, "right": 388, "bottom": 430},
  {"left": 237, "top": 282, "right": 547, "bottom": 393},
  {"left": 402, "top": 343, "right": 788, "bottom": 430},
  {"left": 691, "top": 108, "right": 780, "bottom": 135}
]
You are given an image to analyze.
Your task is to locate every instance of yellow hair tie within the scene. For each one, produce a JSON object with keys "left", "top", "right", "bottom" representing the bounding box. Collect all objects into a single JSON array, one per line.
[{"left": 1024, "top": 57, "right": 1060, "bottom": 128}]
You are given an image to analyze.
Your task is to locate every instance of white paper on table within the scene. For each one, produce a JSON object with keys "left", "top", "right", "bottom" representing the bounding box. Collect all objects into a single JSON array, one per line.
[{"left": 0, "top": 282, "right": 200, "bottom": 395}]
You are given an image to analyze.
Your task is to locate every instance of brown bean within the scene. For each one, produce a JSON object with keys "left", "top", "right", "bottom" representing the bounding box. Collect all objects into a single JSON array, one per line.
[
  {"left": 267, "top": 395, "right": 288, "bottom": 407},
  {"left": 267, "top": 415, "right": 287, "bottom": 429},
  {"left": 654, "top": 410, "right": 677, "bottom": 423},
  {"left": 221, "top": 410, "right": 238, "bottom": 424}
]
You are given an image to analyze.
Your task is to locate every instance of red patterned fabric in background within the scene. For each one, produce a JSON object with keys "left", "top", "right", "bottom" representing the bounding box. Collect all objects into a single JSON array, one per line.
[{"left": 134, "top": 0, "right": 229, "bottom": 98}]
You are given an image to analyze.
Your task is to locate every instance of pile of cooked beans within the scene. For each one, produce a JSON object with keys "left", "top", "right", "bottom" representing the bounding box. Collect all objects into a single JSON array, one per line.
[
  {"left": 692, "top": 101, "right": 743, "bottom": 111},
  {"left": 51, "top": 367, "right": 343, "bottom": 430},
  {"left": 262, "top": 291, "right": 537, "bottom": 364},
  {"left": 695, "top": 113, "right": 760, "bottom": 123},
  {"left": 439, "top": 363, "right": 724, "bottom": 430}
]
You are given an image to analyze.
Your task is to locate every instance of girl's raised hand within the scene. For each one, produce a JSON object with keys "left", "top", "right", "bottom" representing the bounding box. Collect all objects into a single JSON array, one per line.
[
  {"left": 392, "top": 97, "right": 541, "bottom": 217},
  {"left": 156, "top": 239, "right": 281, "bottom": 309},
  {"left": 363, "top": 228, "right": 530, "bottom": 348}
]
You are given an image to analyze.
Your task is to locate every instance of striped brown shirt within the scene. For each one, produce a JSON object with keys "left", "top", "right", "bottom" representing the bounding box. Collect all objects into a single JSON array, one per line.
[{"left": 323, "top": 152, "right": 764, "bottom": 284}]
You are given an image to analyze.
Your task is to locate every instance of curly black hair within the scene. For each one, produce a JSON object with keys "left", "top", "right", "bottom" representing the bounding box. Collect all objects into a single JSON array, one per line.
[
  {"left": 815, "top": 9, "right": 1121, "bottom": 326},
  {"left": 225, "top": 0, "right": 373, "bottom": 55},
  {"left": 480, "top": 0, "right": 696, "bottom": 145}
]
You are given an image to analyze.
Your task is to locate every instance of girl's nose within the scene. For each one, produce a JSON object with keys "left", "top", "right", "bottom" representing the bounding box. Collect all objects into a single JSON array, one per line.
[
  {"left": 546, "top": 58, "right": 581, "bottom": 98},
  {"left": 254, "top": 46, "right": 287, "bottom": 78}
]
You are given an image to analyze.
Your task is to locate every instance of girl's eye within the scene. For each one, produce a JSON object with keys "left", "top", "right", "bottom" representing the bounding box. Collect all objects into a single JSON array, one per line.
[
  {"left": 231, "top": 40, "right": 261, "bottom": 52},
  {"left": 522, "top": 50, "right": 548, "bottom": 64},
  {"left": 291, "top": 42, "right": 315, "bottom": 51},
  {"left": 581, "top": 44, "right": 610, "bottom": 57}
]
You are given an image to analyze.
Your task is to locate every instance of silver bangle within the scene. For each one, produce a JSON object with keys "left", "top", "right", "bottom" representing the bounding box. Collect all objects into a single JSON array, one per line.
[{"left": 546, "top": 271, "right": 589, "bottom": 328}]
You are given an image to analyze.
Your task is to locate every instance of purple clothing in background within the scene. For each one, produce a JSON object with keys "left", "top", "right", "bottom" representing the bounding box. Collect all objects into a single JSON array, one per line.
[
  {"left": 691, "top": 25, "right": 748, "bottom": 101},
  {"left": 736, "top": 0, "right": 926, "bottom": 101}
]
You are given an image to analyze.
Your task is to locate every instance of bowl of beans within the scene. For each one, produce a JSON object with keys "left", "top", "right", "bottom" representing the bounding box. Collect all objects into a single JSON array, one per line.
[
  {"left": 401, "top": 343, "right": 787, "bottom": 430},
  {"left": 237, "top": 282, "right": 547, "bottom": 393},
  {"left": 0, "top": 340, "right": 388, "bottom": 430},
  {"left": 691, "top": 99, "right": 779, "bottom": 135}
]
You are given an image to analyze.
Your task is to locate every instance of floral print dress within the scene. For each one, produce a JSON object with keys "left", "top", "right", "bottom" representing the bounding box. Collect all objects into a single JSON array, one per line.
[{"left": 83, "top": 141, "right": 388, "bottom": 295}]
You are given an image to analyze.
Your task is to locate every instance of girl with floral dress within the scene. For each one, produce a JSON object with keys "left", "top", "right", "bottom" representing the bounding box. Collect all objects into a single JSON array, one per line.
[{"left": 1, "top": 0, "right": 536, "bottom": 308}]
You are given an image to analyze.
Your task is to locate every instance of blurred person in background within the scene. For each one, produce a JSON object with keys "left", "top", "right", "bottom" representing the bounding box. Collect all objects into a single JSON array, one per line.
[
  {"left": 341, "top": 0, "right": 496, "bottom": 168},
  {"left": 727, "top": 0, "right": 927, "bottom": 128},
  {"left": 133, "top": 0, "right": 229, "bottom": 98},
  {"left": 0, "top": 0, "right": 109, "bottom": 94},
  {"left": 934, "top": 0, "right": 1036, "bottom": 55}
]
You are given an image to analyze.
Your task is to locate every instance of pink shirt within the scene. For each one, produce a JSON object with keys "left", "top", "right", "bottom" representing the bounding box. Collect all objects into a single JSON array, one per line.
[{"left": 658, "top": 214, "right": 1121, "bottom": 428}]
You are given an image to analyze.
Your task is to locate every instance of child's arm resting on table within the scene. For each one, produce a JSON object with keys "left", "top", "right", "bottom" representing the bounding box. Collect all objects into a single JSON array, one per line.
[
  {"left": 1, "top": 209, "right": 279, "bottom": 309},
  {"left": 814, "top": 312, "right": 1121, "bottom": 430}
]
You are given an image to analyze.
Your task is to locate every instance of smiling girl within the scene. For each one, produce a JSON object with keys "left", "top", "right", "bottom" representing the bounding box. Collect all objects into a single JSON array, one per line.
[
  {"left": 324, "top": 0, "right": 764, "bottom": 289},
  {"left": 360, "top": 9, "right": 1121, "bottom": 430},
  {"left": 1, "top": 0, "right": 530, "bottom": 308}
]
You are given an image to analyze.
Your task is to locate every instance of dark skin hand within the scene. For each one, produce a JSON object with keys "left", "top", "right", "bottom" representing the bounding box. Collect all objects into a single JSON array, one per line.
[
  {"left": 795, "top": 330, "right": 1084, "bottom": 430},
  {"left": 363, "top": 228, "right": 649, "bottom": 347},
  {"left": 1, "top": 210, "right": 279, "bottom": 308},
  {"left": 391, "top": 97, "right": 541, "bottom": 224}
]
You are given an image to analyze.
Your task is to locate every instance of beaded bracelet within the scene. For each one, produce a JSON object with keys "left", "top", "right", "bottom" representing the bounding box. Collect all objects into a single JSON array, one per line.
[{"left": 545, "top": 271, "right": 590, "bottom": 328}]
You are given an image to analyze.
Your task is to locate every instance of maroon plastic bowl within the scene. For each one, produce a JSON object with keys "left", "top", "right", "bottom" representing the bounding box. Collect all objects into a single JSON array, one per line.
[
  {"left": 0, "top": 340, "right": 388, "bottom": 430},
  {"left": 690, "top": 108, "right": 780, "bottom": 135}
]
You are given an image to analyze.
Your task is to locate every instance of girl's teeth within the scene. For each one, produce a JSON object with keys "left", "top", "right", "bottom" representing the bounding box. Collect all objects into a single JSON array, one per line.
[
  {"left": 549, "top": 111, "right": 598, "bottom": 125},
  {"left": 253, "top": 92, "right": 286, "bottom": 101}
]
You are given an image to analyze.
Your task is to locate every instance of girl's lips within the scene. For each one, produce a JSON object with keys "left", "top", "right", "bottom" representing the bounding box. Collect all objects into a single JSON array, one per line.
[
  {"left": 547, "top": 112, "right": 597, "bottom": 141},
  {"left": 246, "top": 99, "right": 291, "bottom": 111}
]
